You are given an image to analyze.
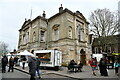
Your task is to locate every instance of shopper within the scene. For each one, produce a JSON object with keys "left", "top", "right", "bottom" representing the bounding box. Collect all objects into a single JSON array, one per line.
[
  {"left": 89, "top": 58, "right": 97, "bottom": 76},
  {"left": 2, "top": 55, "right": 8, "bottom": 73},
  {"left": 114, "top": 60, "right": 120, "bottom": 76},
  {"left": 8, "top": 56, "right": 14, "bottom": 72},
  {"left": 28, "top": 55, "right": 37, "bottom": 80}
]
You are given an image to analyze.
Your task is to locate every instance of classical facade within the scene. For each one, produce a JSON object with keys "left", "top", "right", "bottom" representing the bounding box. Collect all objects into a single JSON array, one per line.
[{"left": 18, "top": 5, "right": 91, "bottom": 65}]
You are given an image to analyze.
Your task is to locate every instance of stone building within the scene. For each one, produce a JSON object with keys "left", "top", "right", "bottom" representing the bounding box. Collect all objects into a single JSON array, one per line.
[
  {"left": 92, "top": 34, "right": 120, "bottom": 55},
  {"left": 18, "top": 5, "right": 91, "bottom": 65}
]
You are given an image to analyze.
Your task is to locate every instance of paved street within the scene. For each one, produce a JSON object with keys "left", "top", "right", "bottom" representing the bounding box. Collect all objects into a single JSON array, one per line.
[
  {"left": 1, "top": 67, "right": 78, "bottom": 80},
  {"left": 0, "top": 61, "right": 119, "bottom": 80}
]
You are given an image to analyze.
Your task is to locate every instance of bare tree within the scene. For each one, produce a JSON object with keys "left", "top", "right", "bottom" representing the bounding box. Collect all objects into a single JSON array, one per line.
[{"left": 89, "top": 8, "right": 119, "bottom": 37}]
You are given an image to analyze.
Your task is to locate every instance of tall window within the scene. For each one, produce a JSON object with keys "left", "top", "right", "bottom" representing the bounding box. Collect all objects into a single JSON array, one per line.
[
  {"left": 23, "top": 34, "right": 26, "bottom": 44},
  {"left": 54, "top": 29, "right": 58, "bottom": 40},
  {"left": 77, "top": 24, "right": 84, "bottom": 41},
  {"left": 100, "top": 47, "right": 102, "bottom": 53},
  {"left": 19, "top": 38, "right": 21, "bottom": 45},
  {"left": 77, "top": 25, "right": 81, "bottom": 41},
  {"left": 107, "top": 47, "right": 111, "bottom": 53},
  {"left": 68, "top": 26, "right": 72, "bottom": 39},
  {"left": 26, "top": 32, "right": 29, "bottom": 43},
  {"left": 33, "top": 32, "right": 36, "bottom": 42},
  {"left": 95, "top": 47, "right": 98, "bottom": 54},
  {"left": 41, "top": 31, "right": 45, "bottom": 41}
]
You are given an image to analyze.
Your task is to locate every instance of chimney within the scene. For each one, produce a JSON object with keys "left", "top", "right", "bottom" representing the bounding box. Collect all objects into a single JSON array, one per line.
[
  {"left": 25, "top": 18, "right": 27, "bottom": 21},
  {"left": 42, "top": 11, "right": 46, "bottom": 18},
  {"left": 76, "top": 11, "right": 80, "bottom": 15},
  {"left": 59, "top": 4, "right": 63, "bottom": 12}
]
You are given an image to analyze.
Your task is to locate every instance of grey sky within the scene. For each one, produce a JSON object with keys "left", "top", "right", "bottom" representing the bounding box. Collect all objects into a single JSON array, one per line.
[{"left": 0, "top": 0, "right": 119, "bottom": 51}]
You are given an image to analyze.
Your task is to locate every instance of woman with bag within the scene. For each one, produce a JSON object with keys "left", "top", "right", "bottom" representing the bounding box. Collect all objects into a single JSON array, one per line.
[{"left": 114, "top": 60, "right": 119, "bottom": 76}]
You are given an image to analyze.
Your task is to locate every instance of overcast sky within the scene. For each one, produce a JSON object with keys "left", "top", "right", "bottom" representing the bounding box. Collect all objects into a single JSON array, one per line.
[{"left": 0, "top": 0, "right": 119, "bottom": 51}]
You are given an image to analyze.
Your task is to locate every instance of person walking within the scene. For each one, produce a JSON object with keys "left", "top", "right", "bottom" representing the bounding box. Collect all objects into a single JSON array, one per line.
[
  {"left": 98, "top": 58, "right": 108, "bottom": 76},
  {"left": 8, "top": 56, "right": 14, "bottom": 72},
  {"left": 28, "top": 55, "right": 37, "bottom": 80},
  {"left": 114, "top": 60, "right": 119, "bottom": 76},
  {"left": 89, "top": 58, "right": 97, "bottom": 76},
  {"left": 34, "top": 56, "right": 41, "bottom": 79},
  {"left": 2, "top": 55, "right": 8, "bottom": 73},
  {"left": 94, "top": 57, "right": 98, "bottom": 70},
  {"left": 14, "top": 56, "right": 19, "bottom": 66},
  {"left": 21, "top": 56, "right": 27, "bottom": 69},
  {"left": 98, "top": 58, "right": 104, "bottom": 76}
]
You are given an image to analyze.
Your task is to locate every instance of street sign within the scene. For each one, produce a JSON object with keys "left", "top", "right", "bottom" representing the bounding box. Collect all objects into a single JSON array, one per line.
[
  {"left": 112, "top": 53, "right": 120, "bottom": 55},
  {"left": 2, "top": 50, "right": 4, "bottom": 56}
]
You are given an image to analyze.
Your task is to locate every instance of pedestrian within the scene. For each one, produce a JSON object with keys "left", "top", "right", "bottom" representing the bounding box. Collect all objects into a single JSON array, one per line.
[
  {"left": 34, "top": 56, "right": 41, "bottom": 79},
  {"left": 94, "top": 57, "right": 98, "bottom": 70},
  {"left": 14, "top": 56, "right": 19, "bottom": 66},
  {"left": 68, "top": 60, "right": 77, "bottom": 72},
  {"left": 1, "top": 55, "right": 8, "bottom": 73},
  {"left": 89, "top": 58, "right": 97, "bottom": 76},
  {"left": 28, "top": 55, "right": 37, "bottom": 80},
  {"left": 114, "top": 60, "right": 120, "bottom": 76},
  {"left": 22, "top": 56, "right": 27, "bottom": 69},
  {"left": 78, "top": 61, "right": 83, "bottom": 72},
  {"left": 98, "top": 58, "right": 108, "bottom": 76},
  {"left": 8, "top": 56, "right": 14, "bottom": 72}
]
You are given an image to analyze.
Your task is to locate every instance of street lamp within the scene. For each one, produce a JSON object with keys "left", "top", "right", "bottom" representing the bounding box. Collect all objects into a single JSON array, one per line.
[{"left": 98, "top": 40, "right": 100, "bottom": 54}]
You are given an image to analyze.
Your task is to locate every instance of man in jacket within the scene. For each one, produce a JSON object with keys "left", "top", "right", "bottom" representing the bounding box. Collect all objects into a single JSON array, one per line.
[
  {"left": 34, "top": 56, "right": 41, "bottom": 79},
  {"left": 2, "top": 55, "right": 8, "bottom": 73},
  {"left": 28, "top": 55, "right": 37, "bottom": 80},
  {"left": 8, "top": 57, "right": 14, "bottom": 72}
]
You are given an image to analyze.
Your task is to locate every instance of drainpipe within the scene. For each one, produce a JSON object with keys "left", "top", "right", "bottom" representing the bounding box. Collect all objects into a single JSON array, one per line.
[{"left": 45, "top": 19, "right": 49, "bottom": 50}]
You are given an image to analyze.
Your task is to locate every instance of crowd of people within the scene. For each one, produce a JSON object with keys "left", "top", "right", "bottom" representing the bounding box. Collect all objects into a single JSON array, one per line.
[
  {"left": 1, "top": 55, "right": 41, "bottom": 80},
  {"left": 1, "top": 54, "right": 119, "bottom": 80},
  {"left": 89, "top": 57, "right": 120, "bottom": 76}
]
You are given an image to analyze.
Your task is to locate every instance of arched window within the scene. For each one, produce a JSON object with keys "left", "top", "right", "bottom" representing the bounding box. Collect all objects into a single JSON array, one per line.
[
  {"left": 23, "top": 34, "right": 26, "bottom": 44},
  {"left": 52, "top": 24, "right": 59, "bottom": 41},
  {"left": 68, "top": 26, "right": 72, "bottom": 39},
  {"left": 54, "top": 29, "right": 59, "bottom": 40},
  {"left": 41, "top": 30, "right": 45, "bottom": 41},
  {"left": 77, "top": 24, "right": 81, "bottom": 41},
  {"left": 26, "top": 32, "right": 29, "bottom": 43},
  {"left": 77, "top": 24, "right": 84, "bottom": 41},
  {"left": 33, "top": 32, "right": 36, "bottom": 42}
]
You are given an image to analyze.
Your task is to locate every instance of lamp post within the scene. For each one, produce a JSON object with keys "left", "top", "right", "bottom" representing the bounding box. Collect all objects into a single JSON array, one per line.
[{"left": 98, "top": 40, "right": 100, "bottom": 54}]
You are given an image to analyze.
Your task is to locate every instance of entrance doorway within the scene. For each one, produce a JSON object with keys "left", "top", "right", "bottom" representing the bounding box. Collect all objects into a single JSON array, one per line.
[{"left": 80, "top": 49, "right": 86, "bottom": 65}]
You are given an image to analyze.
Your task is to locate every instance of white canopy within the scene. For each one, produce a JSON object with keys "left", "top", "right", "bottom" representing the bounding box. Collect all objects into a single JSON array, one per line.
[
  {"left": 18, "top": 50, "right": 34, "bottom": 56},
  {"left": 6, "top": 53, "right": 11, "bottom": 56}
]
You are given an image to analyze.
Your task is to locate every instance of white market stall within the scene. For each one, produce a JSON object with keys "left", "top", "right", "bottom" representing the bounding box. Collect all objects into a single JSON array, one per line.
[{"left": 17, "top": 50, "right": 34, "bottom": 67}]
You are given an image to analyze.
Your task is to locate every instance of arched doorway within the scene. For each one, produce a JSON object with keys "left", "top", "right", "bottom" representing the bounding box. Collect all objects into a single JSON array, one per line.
[{"left": 80, "top": 49, "right": 86, "bottom": 65}]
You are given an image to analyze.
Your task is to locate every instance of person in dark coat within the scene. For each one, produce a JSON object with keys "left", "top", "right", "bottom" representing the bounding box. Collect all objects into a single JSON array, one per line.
[
  {"left": 78, "top": 61, "right": 83, "bottom": 72},
  {"left": 2, "top": 55, "right": 8, "bottom": 73},
  {"left": 98, "top": 58, "right": 108, "bottom": 76},
  {"left": 14, "top": 56, "right": 19, "bottom": 66},
  {"left": 22, "top": 56, "right": 27, "bottom": 69},
  {"left": 8, "top": 56, "right": 14, "bottom": 72},
  {"left": 68, "top": 60, "right": 77, "bottom": 72},
  {"left": 28, "top": 56, "right": 37, "bottom": 80}
]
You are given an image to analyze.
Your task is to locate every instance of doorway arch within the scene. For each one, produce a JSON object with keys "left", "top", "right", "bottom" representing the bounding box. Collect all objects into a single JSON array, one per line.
[{"left": 80, "top": 49, "right": 86, "bottom": 65}]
